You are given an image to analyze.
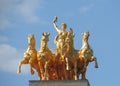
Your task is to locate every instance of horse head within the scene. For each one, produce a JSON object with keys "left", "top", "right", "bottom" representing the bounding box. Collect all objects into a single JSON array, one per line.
[
  {"left": 65, "top": 29, "right": 75, "bottom": 48},
  {"left": 82, "top": 32, "right": 89, "bottom": 42},
  {"left": 77, "top": 32, "right": 98, "bottom": 80},
  {"left": 28, "top": 34, "right": 36, "bottom": 49},
  {"left": 40, "top": 32, "right": 50, "bottom": 51}
]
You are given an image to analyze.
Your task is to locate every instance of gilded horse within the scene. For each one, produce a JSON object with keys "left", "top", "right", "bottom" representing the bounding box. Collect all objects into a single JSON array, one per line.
[
  {"left": 63, "top": 29, "right": 78, "bottom": 80},
  {"left": 37, "top": 32, "right": 57, "bottom": 80},
  {"left": 17, "top": 34, "right": 41, "bottom": 80},
  {"left": 77, "top": 32, "right": 98, "bottom": 80}
]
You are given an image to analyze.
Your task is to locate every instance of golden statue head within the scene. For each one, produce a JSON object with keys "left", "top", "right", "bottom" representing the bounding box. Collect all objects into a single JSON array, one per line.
[
  {"left": 41, "top": 32, "right": 50, "bottom": 51},
  {"left": 28, "top": 34, "right": 35, "bottom": 48},
  {"left": 61, "top": 23, "right": 67, "bottom": 31},
  {"left": 82, "top": 32, "right": 89, "bottom": 41},
  {"left": 41, "top": 32, "right": 50, "bottom": 42}
]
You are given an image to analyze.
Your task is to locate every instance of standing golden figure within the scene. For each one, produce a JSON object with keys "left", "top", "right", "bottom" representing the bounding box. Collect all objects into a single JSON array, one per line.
[
  {"left": 17, "top": 16, "right": 98, "bottom": 80},
  {"left": 53, "top": 16, "right": 68, "bottom": 57}
]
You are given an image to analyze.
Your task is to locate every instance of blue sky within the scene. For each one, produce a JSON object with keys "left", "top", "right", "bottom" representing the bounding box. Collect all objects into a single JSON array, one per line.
[{"left": 0, "top": 0, "right": 120, "bottom": 86}]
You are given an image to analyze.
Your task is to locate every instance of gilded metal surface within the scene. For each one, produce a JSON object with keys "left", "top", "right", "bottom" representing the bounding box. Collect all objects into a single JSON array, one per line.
[{"left": 17, "top": 17, "right": 98, "bottom": 80}]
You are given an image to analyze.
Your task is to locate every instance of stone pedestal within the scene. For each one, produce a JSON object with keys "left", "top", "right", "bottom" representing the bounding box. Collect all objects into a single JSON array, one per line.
[{"left": 29, "top": 80, "right": 90, "bottom": 86}]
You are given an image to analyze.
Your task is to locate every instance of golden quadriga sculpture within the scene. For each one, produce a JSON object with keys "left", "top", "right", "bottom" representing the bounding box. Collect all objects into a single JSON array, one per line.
[{"left": 17, "top": 17, "right": 98, "bottom": 80}]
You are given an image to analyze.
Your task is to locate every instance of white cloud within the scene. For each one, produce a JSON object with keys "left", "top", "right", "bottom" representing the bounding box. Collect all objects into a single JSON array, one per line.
[
  {"left": 79, "top": 4, "right": 94, "bottom": 13},
  {"left": 0, "top": 0, "right": 16, "bottom": 30},
  {"left": 17, "top": 0, "right": 43, "bottom": 23},
  {"left": 0, "top": 0, "right": 44, "bottom": 29},
  {"left": 0, "top": 44, "right": 29, "bottom": 74},
  {"left": 0, "top": 19, "right": 13, "bottom": 30}
]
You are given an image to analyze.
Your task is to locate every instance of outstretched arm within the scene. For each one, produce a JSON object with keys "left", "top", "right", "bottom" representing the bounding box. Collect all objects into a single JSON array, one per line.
[
  {"left": 53, "top": 22, "right": 61, "bottom": 33},
  {"left": 53, "top": 16, "right": 61, "bottom": 33}
]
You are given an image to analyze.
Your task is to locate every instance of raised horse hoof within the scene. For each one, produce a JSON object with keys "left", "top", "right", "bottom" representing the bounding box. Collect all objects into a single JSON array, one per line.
[
  {"left": 17, "top": 69, "right": 21, "bottom": 74},
  {"left": 95, "top": 65, "right": 98, "bottom": 68},
  {"left": 31, "top": 70, "right": 35, "bottom": 75}
]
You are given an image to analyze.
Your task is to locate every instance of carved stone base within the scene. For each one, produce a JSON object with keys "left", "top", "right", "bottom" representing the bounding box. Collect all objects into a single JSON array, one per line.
[{"left": 29, "top": 80, "right": 90, "bottom": 86}]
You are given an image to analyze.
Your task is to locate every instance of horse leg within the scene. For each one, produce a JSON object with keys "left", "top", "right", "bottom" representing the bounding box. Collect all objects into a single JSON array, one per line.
[
  {"left": 17, "top": 58, "right": 28, "bottom": 74},
  {"left": 35, "top": 68, "right": 41, "bottom": 80},
  {"left": 37, "top": 69, "right": 42, "bottom": 80},
  {"left": 44, "top": 61, "right": 49, "bottom": 80},
  {"left": 63, "top": 62, "right": 67, "bottom": 80},
  {"left": 81, "top": 66, "right": 87, "bottom": 80},
  {"left": 29, "top": 64, "right": 35, "bottom": 75},
  {"left": 37, "top": 64, "right": 42, "bottom": 80},
  {"left": 94, "top": 58, "right": 98, "bottom": 68},
  {"left": 74, "top": 61, "right": 78, "bottom": 80},
  {"left": 68, "top": 70, "right": 74, "bottom": 80},
  {"left": 29, "top": 59, "right": 35, "bottom": 75},
  {"left": 60, "top": 61, "right": 66, "bottom": 80},
  {"left": 89, "top": 56, "right": 98, "bottom": 68},
  {"left": 81, "top": 72, "right": 86, "bottom": 80},
  {"left": 65, "top": 57, "right": 70, "bottom": 80},
  {"left": 32, "top": 63, "right": 41, "bottom": 80},
  {"left": 38, "top": 61, "right": 45, "bottom": 80}
]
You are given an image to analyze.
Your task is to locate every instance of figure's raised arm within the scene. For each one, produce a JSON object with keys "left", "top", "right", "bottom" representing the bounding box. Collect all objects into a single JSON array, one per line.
[{"left": 53, "top": 16, "right": 61, "bottom": 33}]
